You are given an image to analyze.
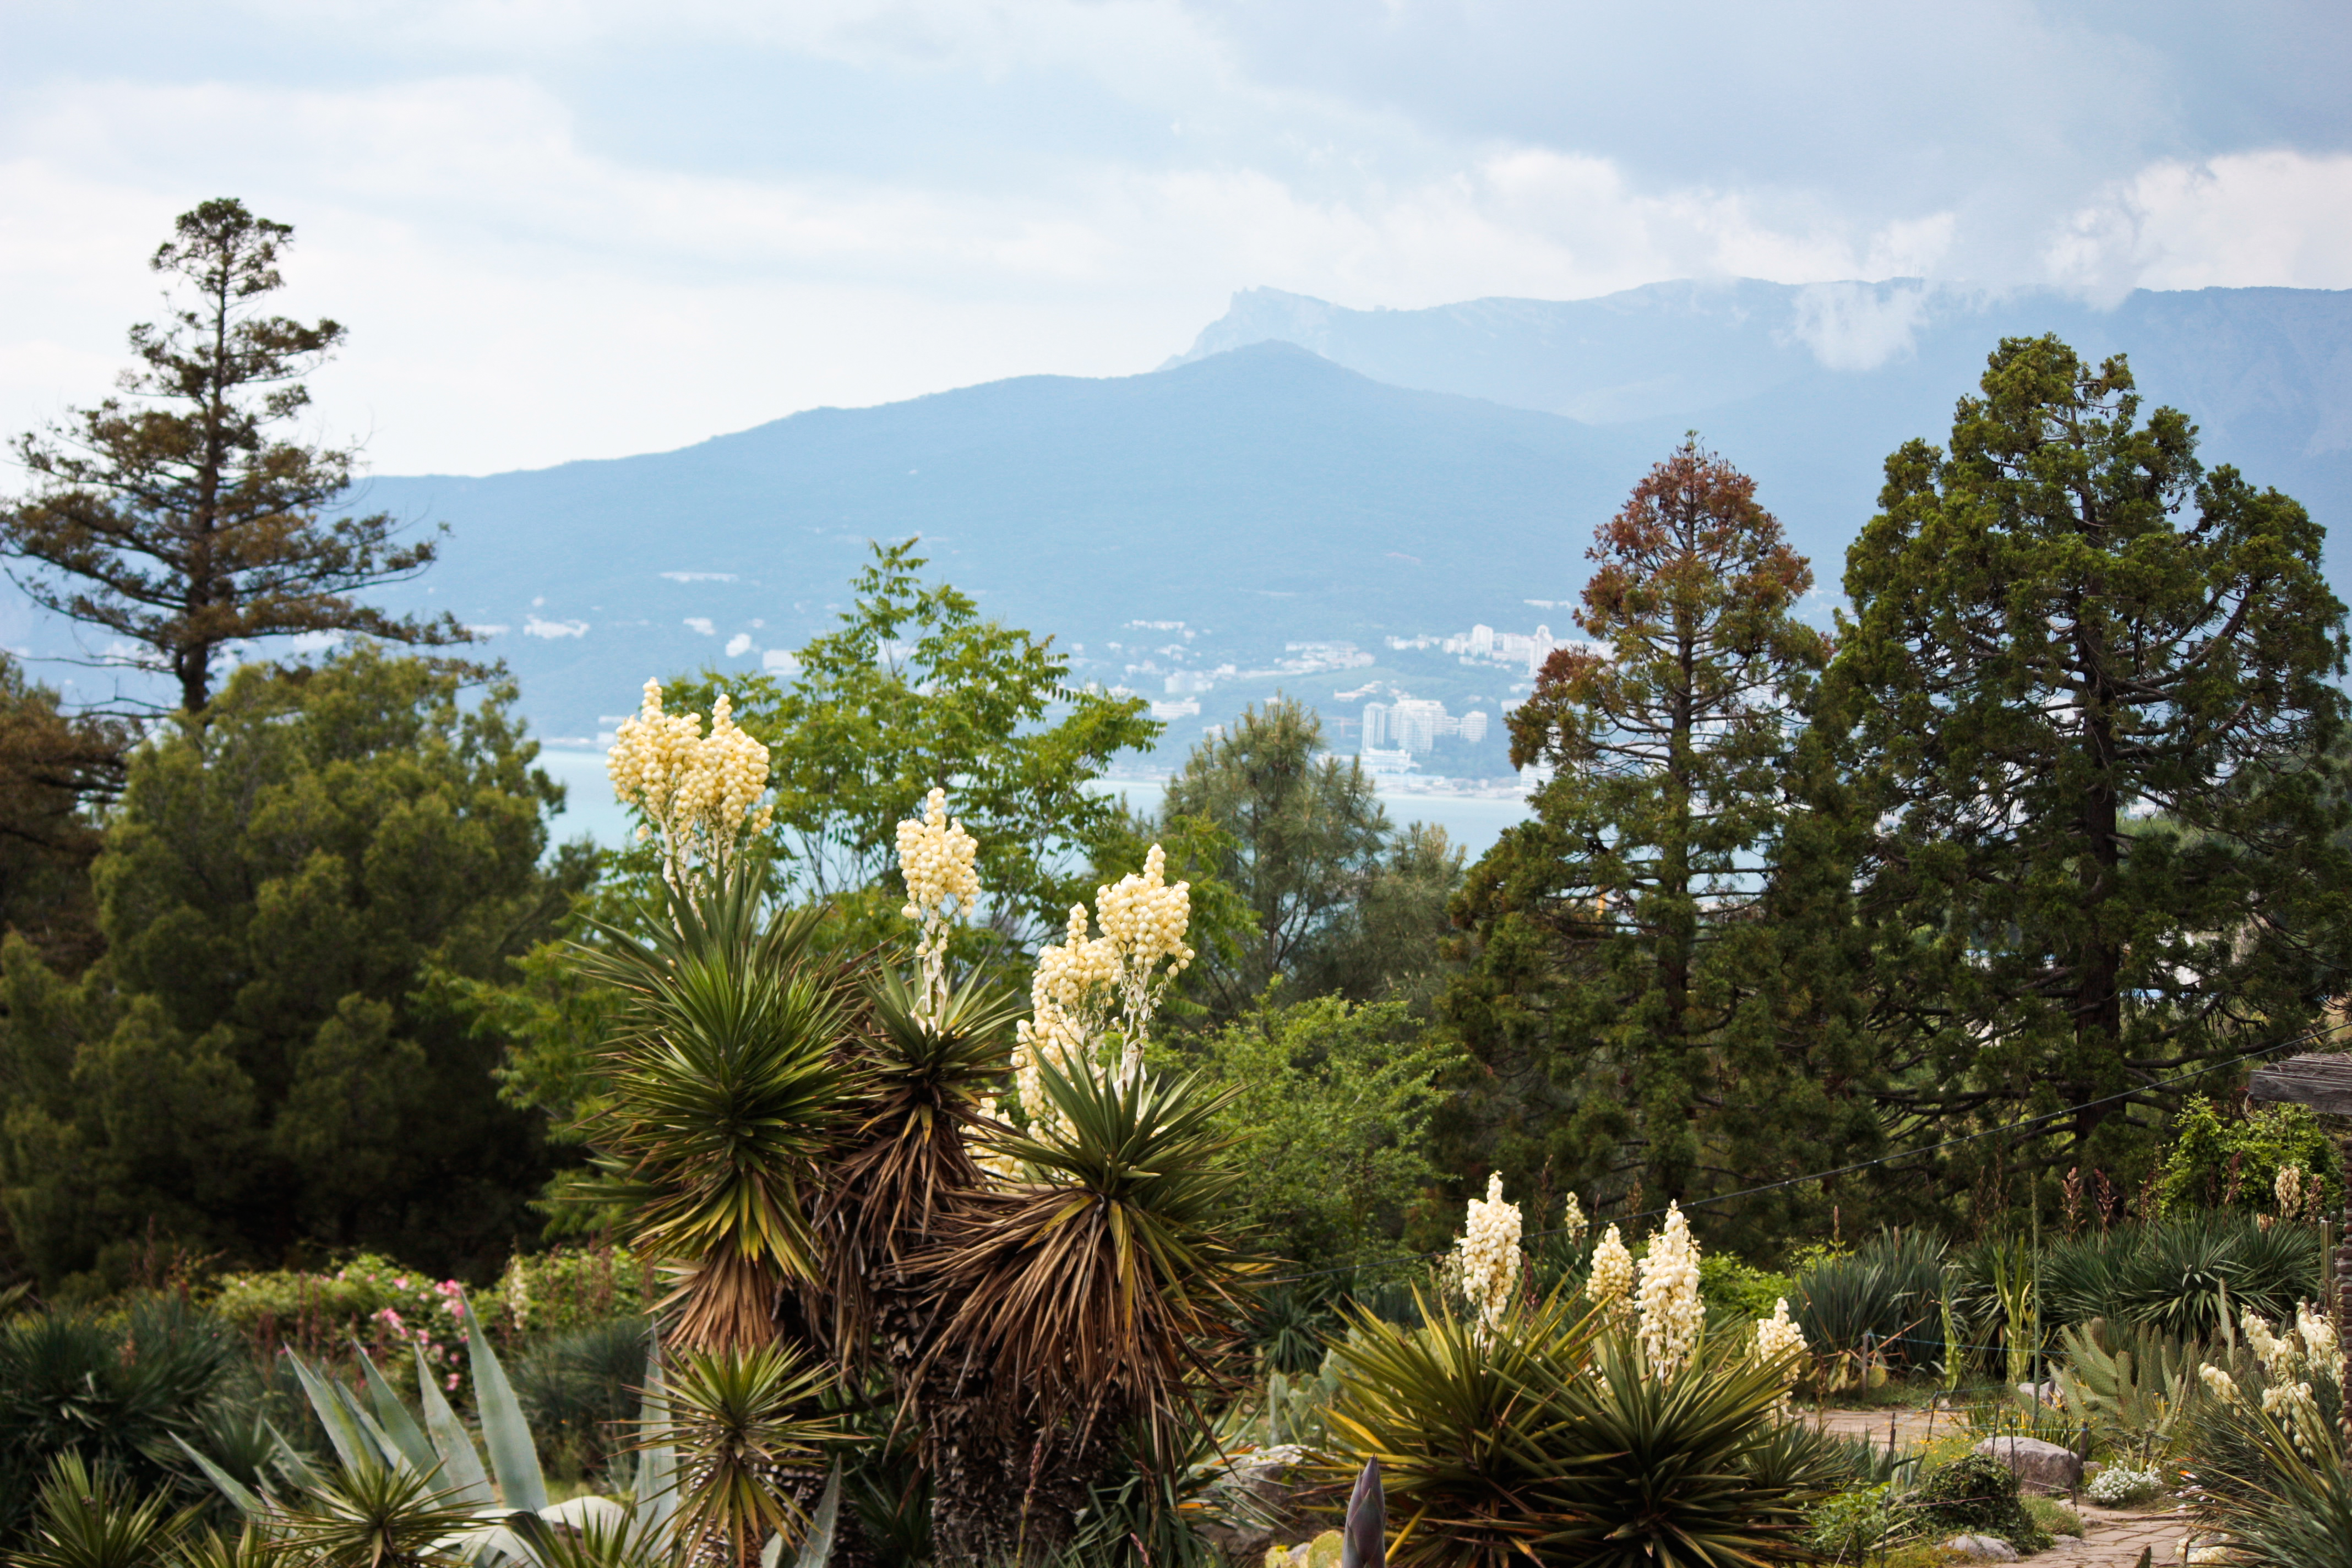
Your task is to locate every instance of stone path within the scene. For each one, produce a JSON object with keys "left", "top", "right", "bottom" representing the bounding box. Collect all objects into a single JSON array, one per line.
[{"left": 1804, "top": 1407, "right": 2197, "bottom": 1565}]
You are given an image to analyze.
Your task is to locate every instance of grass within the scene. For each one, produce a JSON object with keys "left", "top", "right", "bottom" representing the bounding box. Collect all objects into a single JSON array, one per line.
[{"left": 2022, "top": 1494, "right": 2084, "bottom": 1538}]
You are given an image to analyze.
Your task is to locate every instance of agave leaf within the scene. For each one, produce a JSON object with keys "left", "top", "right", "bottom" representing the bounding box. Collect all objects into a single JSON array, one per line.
[
  {"left": 288, "top": 1354, "right": 388, "bottom": 1473},
  {"left": 175, "top": 1436, "right": 270, "bottom": 1518},
  {"left": 794, "top": 1463, "right": 841, "bottom": 1568},
  {"left": 415, "top": 1345, "right": 497, "bottom": 1510},
  {"left": 461, "top": 1289, "right": 549, "bottom": 1514},
  {"left": 357, "top": 1344, "right": 442, "bottom": 1472},
  {"left": 634, "top": 1346, "right": 678, "bottom": 1544},
  {"left": 265, "top": 1420, "right": 331, "bottom": 1494}
]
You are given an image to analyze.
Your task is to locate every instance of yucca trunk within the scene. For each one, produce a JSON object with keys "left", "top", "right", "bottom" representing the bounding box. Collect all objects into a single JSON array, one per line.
[{"left": 924, "top": 1389, "right": 1106, "bottom": 1567}]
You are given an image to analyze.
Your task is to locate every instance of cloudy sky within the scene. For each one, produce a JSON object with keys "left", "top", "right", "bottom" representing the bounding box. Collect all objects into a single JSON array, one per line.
[{"left": 3, "top": 0, "right": 2348, "bottom": 476}]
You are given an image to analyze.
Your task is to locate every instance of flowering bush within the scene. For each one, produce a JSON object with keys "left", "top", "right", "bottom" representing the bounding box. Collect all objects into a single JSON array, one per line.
[
  {"left": 2087, "top": 1464, "right": 2164, "bottom": 1506},
  {"left": 206, "top": 1253, "right": 472, "bottom": 1389}
]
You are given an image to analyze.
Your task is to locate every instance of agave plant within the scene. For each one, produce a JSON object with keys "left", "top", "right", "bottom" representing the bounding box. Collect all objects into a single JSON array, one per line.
[{"left": 572, "top": 874, "right": 862, "bottom": 1352}]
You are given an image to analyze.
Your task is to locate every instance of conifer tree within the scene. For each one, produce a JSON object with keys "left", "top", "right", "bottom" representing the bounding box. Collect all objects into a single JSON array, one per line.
[
  {"left": 1446, "top": 439, "right": 1828, "bottom": 1212},
  {"left": 1829, "top": 335, "right": 2352, "bottom": 1171},
  {"left": 1, "top": 198, "right": 465, "bottom": 715}
]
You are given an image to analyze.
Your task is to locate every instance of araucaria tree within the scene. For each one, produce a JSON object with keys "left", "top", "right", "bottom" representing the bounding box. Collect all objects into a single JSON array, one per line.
[
  {"left": 1, "top": 198, "right": 464, "bottom": 715},
  {"left": 1447, "top": 439, "right": 1828, "bottom": 1210},
  {"left": 1830, "top": 335, "right": 2352, "bottom": 1169}
]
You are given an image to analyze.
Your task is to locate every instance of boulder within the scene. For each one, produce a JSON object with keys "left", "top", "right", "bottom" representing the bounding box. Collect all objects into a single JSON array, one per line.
[
  {"left": 1974, "top": 1434, "right": 2083, "bottom": 1495},
  {"left": 1202, "top": 1445, "right": 1315, "bottom": 1559},
  {"left": 1940, "top": 1536, "right": 2021, "bottom": 1562}
]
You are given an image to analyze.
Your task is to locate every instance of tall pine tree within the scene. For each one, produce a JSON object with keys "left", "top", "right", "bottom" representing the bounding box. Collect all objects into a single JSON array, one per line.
[
  {"left": 2, "top": 198, "right": 465, "bottom": 715},
  {"left": 1445, "top": 439, "right": 1833, "bottom": 1222},
  {"left": 1829, "top": 335, "right": 2352, "bottom": 1178}
]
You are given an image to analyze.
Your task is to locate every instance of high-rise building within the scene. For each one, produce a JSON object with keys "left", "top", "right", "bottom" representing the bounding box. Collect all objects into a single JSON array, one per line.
[
  {"left": 1390, "top": 698, "right": 1446, "bottom": 754},
  {"left": 1461, "top": 710, "right": 1489, "bottom": 743},
  {"left": 1362, "top": 700, "right": 1389, "bottom": 749}
]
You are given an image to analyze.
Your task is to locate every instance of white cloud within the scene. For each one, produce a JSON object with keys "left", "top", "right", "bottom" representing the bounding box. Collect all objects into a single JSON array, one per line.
[
  {"left": 661, "top": 570, "right": 739, "bottom": 582},
  {"left": 725, "top": 632, "right": 753, "bottom": 656},
  {"left": 1, "top": 9, "right": 2345, "bottom": 477},
  {"left": 466, "top": 622, "right": 511, "bottom": 635},
  {"left": 2045, "top": 151, "right": 2352, "bottom": 305},
  {"left": 1783, "top": 282, "right": 1933, "bottom": 372},
  {"left": 763, "top": 649, "right": 801, "bottom": 675},
  {"left": 684, "top": 616, "right": 716, "bottom": 635},
  {"left": 525, "top": 615, "right": 589, "bottom": 638}
]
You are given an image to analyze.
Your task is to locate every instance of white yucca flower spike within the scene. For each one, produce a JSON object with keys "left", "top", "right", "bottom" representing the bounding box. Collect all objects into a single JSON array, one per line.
[
  {"left": 1753, "top": 1297, "right": 1807, "bottom": 1416},
  {"left": 894, "top": 786, "right": 981, "bottom": 1025},
  {"left": 1453, "top": 1174, "right": 1523, "bottom": 1336},
  {"left": 1635, "top": 1201, "right": 1705, "bottom": 1382},
  {"left": 1559, "top": 1191, "right": 1589, "bottom": 1243},
  {"left": 2296, "top": 1300, "right": 2339, "bottom": 1363},
  {"left": 1588, "top": 1225, "right": 1635, "bottom": 1321},
  {"left": 2199, "top": 1363, "right": 2240, "bottom": 1404},
  {"left": 607, "top": 678, "right": 773, "bottom": 896},
  {"left": 1007, "top": 845, "right": 1193, "bottom": 1148}
]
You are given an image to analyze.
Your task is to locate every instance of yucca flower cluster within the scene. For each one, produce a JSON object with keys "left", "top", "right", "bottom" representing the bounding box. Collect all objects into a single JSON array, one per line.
[
  {"left": 1558, "top": 1191, "right": 1589, "bottom": 1243},
  {"left": 1753, "top": 1297, "right": 1807, "bottom": 1414},
  {"left": 2200, "top": 1303, "right": 2342, "bottom": 1454},
  {"left": 607, "top": 678, "right": 774, "bottom": 894},
  {"left": 1011, "top": 846, "right": 1193, "bottom": 1137},
  {"left": 1588, "top": 1224, "right": 1635, "bottom": 1323},
  {"left": 1636, "top": 1202, "right": 1706, "bottom": 1381},
  {"left": 1452, "top": 1174, "right": 1524, "bottom": 1336},
  {"left": 896, "top": 786, "right": 981, "bottom": 1025},
  {"left": 2275, "top": 1163, "right": 2324, "bottom": 1222}
]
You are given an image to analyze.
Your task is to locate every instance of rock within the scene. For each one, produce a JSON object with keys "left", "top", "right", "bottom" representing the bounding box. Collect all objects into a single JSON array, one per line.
[
  {"left": 1974, "top": 1434, "right": 2084, "bottom": 1495},
  {"left": 1941, "top": 1536, "right": 2021, "bottom": 1562},
  {"left": 1202, "top": 1445, "right": 1314, "bottom": 1558},
  {"left": 2016, "top": 1379, "right": 2062, "bottom": 1406}
]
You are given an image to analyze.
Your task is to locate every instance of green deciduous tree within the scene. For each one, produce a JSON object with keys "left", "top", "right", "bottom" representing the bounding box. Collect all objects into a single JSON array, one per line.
[
  {"left": 1156, "top": 698, "right": 1461, "bottom": 1017},
  {"left": 1443, "top": 439, "right": 1833, "bottom": 1219},
  {"left": 661, "top": 540, "right": 1158, "bottom": 946},
  {"left": 1830, "top": 335, "right": 2352, "bottom": 1173},
  {"left": 1, "top": 198, "right": 465, "bottom": 716},
  {"left": 0, "top": 658, "right": 127, "bottom": 971},
  {"left": 0, "top": 648, "right": 588, "bottom": 1292},
  {"left": 1166, "top": 993, "right": 1452, "bottom": 1272}
]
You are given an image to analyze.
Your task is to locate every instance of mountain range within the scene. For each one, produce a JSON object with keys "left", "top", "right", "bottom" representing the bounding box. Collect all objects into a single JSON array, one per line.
[{"left": 10, "top": 278, "right": 2346, "bottom": 755}]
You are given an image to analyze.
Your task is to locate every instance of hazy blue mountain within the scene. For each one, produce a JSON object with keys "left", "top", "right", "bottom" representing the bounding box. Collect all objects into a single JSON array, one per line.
[
  {"left": 10, "top": 279, "right": 2343, "bottom": 774},
  {"left": 1171, "top": 279, "right": 2352, "bottom": 586},
  {"left": 347, "top": 343, "right": 1654, "bottom": 746}
]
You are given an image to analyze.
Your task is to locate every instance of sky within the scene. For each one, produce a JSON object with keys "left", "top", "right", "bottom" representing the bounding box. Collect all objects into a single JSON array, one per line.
[{"left": 3, "top": 0, "right": 2348, "bottom": 476}]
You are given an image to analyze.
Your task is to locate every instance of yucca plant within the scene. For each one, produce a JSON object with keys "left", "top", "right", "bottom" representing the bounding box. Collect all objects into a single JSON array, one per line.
[
  {"left": 0, "top": 1299, "right": 238, "bottom": 1544},
  {"left": 1324, "top": 1289, "right": 1837, "bottom": 1568},
  {"left": 2193, "top": 1397, "right": 2352, "bottom": 1568},
  {"left": 1531, "top": 1333, "right": 1836, "bottom": 1567},
  {"left": 916, "top": 1058, "right": 1257, "bottom": 1564},
  {"left": 573, "top": 874, "right": 861, "bottom": 1352},
  {"left": 809, "top": 962, "right": 1019, "bottom": 1368},
  {"left": 632, "top": 1343, "right": 843, "bottom": 1568},
  {"left": 15, "top": 1452, "right": 199, "bottom": 1568},
  {"left": 1320, "top": 1289, "right": 1593, "bottom": 1568}
]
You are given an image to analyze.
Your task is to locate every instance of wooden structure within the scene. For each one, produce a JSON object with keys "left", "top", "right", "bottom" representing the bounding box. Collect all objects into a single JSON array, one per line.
[{"left": 2247, "top": 1052, "right": 2352, "bottom": 1457}]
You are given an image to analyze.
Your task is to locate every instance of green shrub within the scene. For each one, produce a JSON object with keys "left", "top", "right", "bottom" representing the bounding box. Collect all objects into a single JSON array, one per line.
[
  {"left": 493, "top": 1245, "right": 649, "bottom": 1340},
  {"left": 1803, "top": 1481, "right": 1913, "bottom": 1561},
  {"left": 511, "top": 1316, "right": 650, "bottom": 1483},
  {"left": 2158, "top": 1097, "right": 2340, "bottom": 1216},
  {"left": 1701, "top": 1254, "right": 1794, "bottom": 1323},
  {"left": 1909, "top": 1452, "right": 2048, "bottom": 1553},
  {"left": 2022, "top": 1494, "right": 2083, "bottom": 1538}
]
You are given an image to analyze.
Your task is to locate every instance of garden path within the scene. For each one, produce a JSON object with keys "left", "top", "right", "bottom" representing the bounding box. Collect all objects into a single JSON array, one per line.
[{"left": 1808, "top": 1409, "right": 2197, "bottom": 1565}]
